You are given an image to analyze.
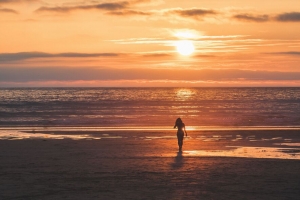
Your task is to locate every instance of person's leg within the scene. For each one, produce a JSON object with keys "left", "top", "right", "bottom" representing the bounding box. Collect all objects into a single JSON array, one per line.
[
  {"left": 177, "top": 133, "right": 183, "bottom": 151},
  {"left": 178, "top": 139, "right": 183, "bottom": 151}
]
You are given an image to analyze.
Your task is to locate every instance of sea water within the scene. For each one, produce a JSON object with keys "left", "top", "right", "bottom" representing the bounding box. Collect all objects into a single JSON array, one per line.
[{"left": 0, "top": 87, "right": 300, "bottom": 128}]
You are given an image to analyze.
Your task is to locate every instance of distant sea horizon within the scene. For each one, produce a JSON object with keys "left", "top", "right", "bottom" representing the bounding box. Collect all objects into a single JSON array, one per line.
[
  {"left": 1, "top": 87, "right": 300, "bottom": 128},
  {"left": 2, "top": 86, "right": 300, "bottom": 88}
]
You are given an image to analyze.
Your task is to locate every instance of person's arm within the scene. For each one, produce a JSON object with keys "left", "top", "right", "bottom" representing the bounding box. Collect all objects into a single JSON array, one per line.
[{"left": 184, "top": 125, "right": 187, "bottom": 137}]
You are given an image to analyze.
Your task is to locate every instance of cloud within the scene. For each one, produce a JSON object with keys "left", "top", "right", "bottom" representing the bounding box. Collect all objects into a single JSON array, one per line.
[
  {"left": 267, "top": 51, "right": 300, "bottom": 56},
  {"left": 34, "top": 0, "right": 154, "bottom": 16},
  {"left": 94, "top": 2, "right": 129, "bottom": 10},
  {"left": 32, "top": 1, "right": 300, "bottom": 24},
  {"left": 275, "top": 12, "right": 300, "bottom": 22},
  {"left": 0, "top": 7, "right": 18, "bottom": 14},
  {"left": 141, "top": 53, "right": 171, "bottom": 57},
  {"left": 232, "top": 12, "right": 300, "bottom": 23},
  {"left": 35, "top": 1, "right": 130, "bottom": 13},
  {"left": 108, "top": 9, "right": 151, "bottom": 16},
  {"left": 193, "top": 54, "right": 216, "bottom": 58},
  {"left": 109, "top": 37, "right": 166, "bottom": 44},
  {"left": 233, "top": 14, "right": 269, "bottom": 22},
  {"left": 35, "top": 6, "right": 71, "bottom": 13},
  {"left": 0, "top": 0, "right": 37, "bottom": 4},
  {"left": 0, "top": 52, "right": 119, "bottom": 62},
  {"left": 1, "top": 67, "right": 300, "bottom": 83},
  {"left": 169, "top": 8, "right": 217, "bottom": 19}
]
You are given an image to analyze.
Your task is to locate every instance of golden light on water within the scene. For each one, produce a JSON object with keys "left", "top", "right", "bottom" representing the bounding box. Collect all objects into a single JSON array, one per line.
[
  {"left": 186, "top": 127, "right": 196, "bottom": 131},
  {"left": 176, "top": 89, "right": 194, "bottom": 100}
]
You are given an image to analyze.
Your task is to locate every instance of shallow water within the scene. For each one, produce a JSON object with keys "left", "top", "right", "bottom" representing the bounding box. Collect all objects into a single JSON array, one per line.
[{"left": 1, "top": 127, "right": 300, "bottom": 160}]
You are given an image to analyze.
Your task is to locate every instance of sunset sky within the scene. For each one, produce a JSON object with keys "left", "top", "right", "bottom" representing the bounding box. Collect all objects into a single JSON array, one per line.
[{"left": 1, "top": 0, "right": 300, "bottom": 87}]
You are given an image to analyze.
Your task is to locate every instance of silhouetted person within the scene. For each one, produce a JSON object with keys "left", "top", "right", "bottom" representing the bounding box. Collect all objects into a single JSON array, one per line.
[{"left": 174, "top": 118, "right": 187, "bottom": 152}]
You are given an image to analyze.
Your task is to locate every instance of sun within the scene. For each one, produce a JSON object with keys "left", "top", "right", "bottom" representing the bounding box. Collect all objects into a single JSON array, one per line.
[{"left": 175, "top": 40, "right": 195, "bottom": 56}]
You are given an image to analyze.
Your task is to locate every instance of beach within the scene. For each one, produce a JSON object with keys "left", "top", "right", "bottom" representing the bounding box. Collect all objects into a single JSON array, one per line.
[
  {"left": 2, "top": 0, "right": 300, "bottom": 197},
  {"left": 0, "top": 128, "right": 300, "bottom": 200}
]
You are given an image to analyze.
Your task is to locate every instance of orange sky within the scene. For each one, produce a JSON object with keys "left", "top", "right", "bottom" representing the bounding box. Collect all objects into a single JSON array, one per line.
[{"left": 1, "top": 0, "right": 300, "bottom": 87}]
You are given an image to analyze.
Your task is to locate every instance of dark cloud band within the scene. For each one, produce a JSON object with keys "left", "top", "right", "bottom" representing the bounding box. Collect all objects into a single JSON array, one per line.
[
  {"left": 267, "top": 51, "right": 300, "bottom": 55},
  {"left": 1, "top": 67, "right": 300, "bottom": 82},
  {"left": 275, "top": 12, "right": 300, "bottom": 22},
  {"left": 233, "top": 14, "right": 269, "bottom": 22},
  {"left": 169, "top": 8, "right": 217, "bottom": 19},
  {"left": 108, "top": 9, "right": 151, "bottom": 16},
  {"left": 0, "top": 8, "right": 18, "bottom": 14},
  {"left": 0, "top": 0, "right": 36, "bottom": 3},
  {"left": 0, "top": 52, "right": 119, "bottom": 62},
  {"left": 35, "top": 1, "right": 134, "bottom": 13}
]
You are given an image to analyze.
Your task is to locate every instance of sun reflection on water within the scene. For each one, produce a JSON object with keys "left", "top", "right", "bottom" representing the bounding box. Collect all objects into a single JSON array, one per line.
[{"left": 176, "top": 89, "right": 194, "bottom": 101}]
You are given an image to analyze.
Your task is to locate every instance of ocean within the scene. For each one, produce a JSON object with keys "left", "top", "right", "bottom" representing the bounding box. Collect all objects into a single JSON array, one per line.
[{"left": 1, "top": 87, "right": 300, "bottom": 128}]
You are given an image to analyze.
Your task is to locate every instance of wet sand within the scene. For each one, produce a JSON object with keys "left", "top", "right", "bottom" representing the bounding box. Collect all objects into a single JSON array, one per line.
[{"left": 0, "top": 129, "right": 300, "bottom": 200}]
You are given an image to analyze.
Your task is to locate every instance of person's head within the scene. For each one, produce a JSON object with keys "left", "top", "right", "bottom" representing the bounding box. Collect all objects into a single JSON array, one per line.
[{"left": 175, "top": 118, "right": 183, "bottom": 125}]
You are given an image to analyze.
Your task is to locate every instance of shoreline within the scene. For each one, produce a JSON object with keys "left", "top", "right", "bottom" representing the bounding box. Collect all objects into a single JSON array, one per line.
[{"left": 1, "top": 125, "right": 300, "bottom": 131}]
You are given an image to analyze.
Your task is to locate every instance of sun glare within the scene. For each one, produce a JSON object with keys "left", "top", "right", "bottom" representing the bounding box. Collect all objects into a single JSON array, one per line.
[
  {"left": 176, "top": 89, "right": 194, "bottom": 100},
  {"left": 175, "top": 40, "right": 195, "bottom": 56}
]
